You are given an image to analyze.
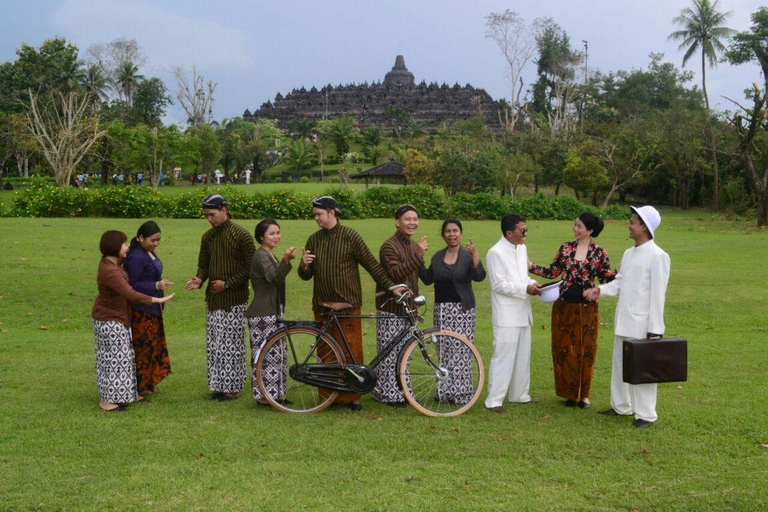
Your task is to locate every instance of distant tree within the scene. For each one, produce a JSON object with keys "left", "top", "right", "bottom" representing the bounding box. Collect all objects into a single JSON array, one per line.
[
  {"left": 485, "top": 10, "right": 538, "bottom": 132},
  {"left": 25, "top": 90, "right": 107, "bottom": 187},
  {"left": 129, "top": 77, "right": 172, "bottom": 127},
  {"left": 115, "top": 61, "right": 144, "bottom": 106},
  {"left": 386, "top": 106, "right": 409, "bottom": 142},
  {"left": 174, "top": 65, "right": 217, "bottom": 127},
  {"left": 403, "top": 148, "right": 435, "bottom": 185},
  {"left": 327, "top": 115, "right": 356, "bottom": 157},
  {"left": 725, "top": 7, "right": 768, "bottom": 225},
  {"left": 563, "top": 139, "right": 609, "bottom": 204},
  {"left": 284, "top": 140, "right": 315, "bottom": 171},
  {"left": 81, "top": 64, "right": 112, "bottom": 107},
  {"left": 498, "top": 150, "right": 539, "bottom": 198},
  {"left": 87, "top": 38, "right": 147, "bottom": 94},
  {"left": 434, "top": 142, "right": 500, "bottom": 195},
  {"left": 56, "top": 52, "right": 86, "bottom": 94},
  {"left": 289, "top": 117, "right": 317, "bottom": 140},
  {"left": 669, "top": 0, "right": 735, "bottom": 209}
]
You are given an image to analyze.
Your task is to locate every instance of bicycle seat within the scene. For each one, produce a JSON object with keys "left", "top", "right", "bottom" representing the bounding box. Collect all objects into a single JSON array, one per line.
[{"left": 319, "top": 302, "right": 354, "bottom": 312}]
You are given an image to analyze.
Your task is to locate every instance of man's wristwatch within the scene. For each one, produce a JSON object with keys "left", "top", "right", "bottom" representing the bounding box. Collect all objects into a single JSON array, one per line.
[{"left": 224, "top": 281, "right": 229, "bottom": 289}]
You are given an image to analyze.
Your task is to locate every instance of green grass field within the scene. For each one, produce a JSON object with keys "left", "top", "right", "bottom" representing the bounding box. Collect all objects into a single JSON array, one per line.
[{"left": 1, "top": 212, "right": 766, "bottom": 510}]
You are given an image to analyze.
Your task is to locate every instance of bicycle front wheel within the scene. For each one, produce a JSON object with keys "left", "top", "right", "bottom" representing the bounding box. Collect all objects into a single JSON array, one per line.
[
  {"left": 398, "top": 329, "right": 484, "bottom": 417},
  {"left": 255, "top": 326, "right": 344, "bottom": 414}
]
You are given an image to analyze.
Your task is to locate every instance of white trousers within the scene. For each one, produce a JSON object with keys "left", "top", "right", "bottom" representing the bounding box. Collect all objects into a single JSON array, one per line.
[
  {"left": 484, "top": 325, "right": 532, "bottom": 408},
  {"left": 611, "top": 335, "right": 658, "bottom": 422}
]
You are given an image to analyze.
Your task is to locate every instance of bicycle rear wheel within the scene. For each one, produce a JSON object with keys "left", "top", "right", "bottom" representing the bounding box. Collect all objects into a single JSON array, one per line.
[
  {"left": 255, "top": 326, "right": 344, "bottom": 413},
  {"left": 398, "top": 329, "right": 484, "bottom": 417}
]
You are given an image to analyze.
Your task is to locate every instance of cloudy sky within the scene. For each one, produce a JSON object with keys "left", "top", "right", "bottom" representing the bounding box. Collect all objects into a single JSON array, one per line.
[{"left": 2, "top": 0, "right": 764, "bottom": 124}]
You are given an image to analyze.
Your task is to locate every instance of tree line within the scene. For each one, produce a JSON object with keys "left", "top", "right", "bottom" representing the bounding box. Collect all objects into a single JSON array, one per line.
[{"left": 0, "top": 2, "right": 766, "bottom": 225}]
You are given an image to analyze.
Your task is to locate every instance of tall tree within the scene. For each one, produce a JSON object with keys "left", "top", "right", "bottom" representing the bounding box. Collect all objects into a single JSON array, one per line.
[
  {"left": 115, "top": 60, "right": 144, "bottom": 106},
  {"left": 725, "top": 7, "right": 768, "bottom": 226},
  {"left": 669, "top": 0, "right": 735, "bottom": 209},
  {"left": 25, "top": 90, "right": 107, "bottom": 187},
  {"left": 174, "top": 65, "right": 217, "bottom": 127},
  {"left": 485, "top": 10, "right": 537, "bottom": 133}
]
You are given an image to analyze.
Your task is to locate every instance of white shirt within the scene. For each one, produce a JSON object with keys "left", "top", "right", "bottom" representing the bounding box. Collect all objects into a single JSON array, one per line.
[
  {"left": 486, "top": 236, "right": 538, "bottom": 327},
  {"left": 599, "top": 240, "right": 670, "bottom": 339}
]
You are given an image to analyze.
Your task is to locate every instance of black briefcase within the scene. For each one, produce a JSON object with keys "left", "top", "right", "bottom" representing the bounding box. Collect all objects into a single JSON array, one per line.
[{"left": 622, "top": 338, "right": 687, "bottom": 384}]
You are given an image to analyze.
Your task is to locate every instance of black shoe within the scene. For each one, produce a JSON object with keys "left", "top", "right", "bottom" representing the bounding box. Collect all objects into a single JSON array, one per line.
[
  {"left": 599, "top": 408, "right": 620, "bottom": 416},
  {"left": 102, "top": 405, "right": 126, "bottom": 413},
  {"left": 520, "top": 398, "right": 539, "bottom": 404},
  {"left": 348, "top": 402, "right": 362, "bottom": 412},
  {"left": 486, "top": 406, "right": 505, "bottom": 414},
  {"left": 386, "top": 401, "right": 407, "bottom": 408},
  {"left": 207, "top": 393, "right": 223, "bottom": 401},
  {"left": 578, "top": 401, "right": 592, "bottom": 409},
  {"left": 564, "top": 400, "right": 578, "bottom": 407},
  {"left": 634, "top": 419, "right": 654, "bottom": 428},
  {"left": 275, "top": 398, "right": 293, "bottom": 406},
  {"left": 217, "top": 394, "right": 238, "bottom": 402}
]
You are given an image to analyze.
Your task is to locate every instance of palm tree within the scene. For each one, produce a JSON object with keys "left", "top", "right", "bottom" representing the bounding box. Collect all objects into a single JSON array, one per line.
[
  {"left": 115, "top": 60, "right": 144, "bottom": 106},
  {"left": 81, "top": 64, "right": 111, "bottom": 107},
  {"left": 284, "top": 140, "right": 315, "bottom": 171},
  {"left": 327, "top": 115, "right": 356, "bottom": 157},
  {"left": 289, "top": 117, "right": 317, "bottom": 140},
  {"left": 669, "top": 0, "right": 735, "bottom": 209},
  {"left": 56, "top": 53, "right": 86, "bottom": 94}
]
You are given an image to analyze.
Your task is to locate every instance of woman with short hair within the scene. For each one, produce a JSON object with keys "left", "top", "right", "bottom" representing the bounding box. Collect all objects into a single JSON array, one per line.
[
  {"left": 529, "top": 212, "right": 615, "bottom": 408},
  {"left": 419, "top": 218, "right": 486, "bottom": 404},
  {"left": 92, "top": 230, "right": 174, "bottom": 412},
  {"left": 245, "top": 219, "right": 296, "bottom": 405},
  {"left": 123, "top": 221, "right": 173, "bottom": 396}
]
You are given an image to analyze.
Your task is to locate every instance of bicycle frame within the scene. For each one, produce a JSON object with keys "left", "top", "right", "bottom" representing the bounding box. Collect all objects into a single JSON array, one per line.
[{"left": 273, "top": 292, "right": 433, "bottom": 392}]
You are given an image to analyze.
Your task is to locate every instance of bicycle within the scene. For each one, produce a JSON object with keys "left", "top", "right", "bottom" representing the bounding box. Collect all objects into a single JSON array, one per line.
[{"left": 253, "top": 285, "right": 484, "bottom": 417}]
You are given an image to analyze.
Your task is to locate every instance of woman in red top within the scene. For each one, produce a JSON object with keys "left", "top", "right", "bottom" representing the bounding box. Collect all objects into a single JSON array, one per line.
[
  {"left": 92, "top": 231, "right": 174, "bottom": 412},
  {"left": 529, "top": 213, "right": 615, "bottom": 409}
]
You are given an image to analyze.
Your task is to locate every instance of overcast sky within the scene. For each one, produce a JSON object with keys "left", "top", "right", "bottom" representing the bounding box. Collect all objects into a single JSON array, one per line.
[{"left": 2, "top": 0, "right": 764, "bottom": 124}]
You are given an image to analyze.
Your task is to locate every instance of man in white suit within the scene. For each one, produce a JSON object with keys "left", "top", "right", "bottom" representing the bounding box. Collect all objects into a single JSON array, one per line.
[
  {"left": 584, "top": 205, "right": 670, "bottom": 428},
  {"left": 484, "top": 214, "right": 541, "bottom": 413}
]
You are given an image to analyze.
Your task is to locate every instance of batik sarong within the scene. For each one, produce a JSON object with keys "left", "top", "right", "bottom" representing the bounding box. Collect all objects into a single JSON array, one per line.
[
  {"left": 130, "top": 310, "right": 171, "bottom": 394},
  {"left": 248, "top": 314, "right": 286, "bottom": 401},
  {"left": 206, "top": 304, "right": 247, "bottom": 394},
  {"left": 433, "top": 302, "right": 477, "bottom": 404},
  {"left": 551, "top": 300, "right": 599, "bottom": 401},
  {"left": 93, "top": 319, "right": 138, "bottom": 404}
]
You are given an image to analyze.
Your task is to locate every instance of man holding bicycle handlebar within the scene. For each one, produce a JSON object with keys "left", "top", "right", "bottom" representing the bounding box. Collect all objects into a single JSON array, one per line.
[
  {"left": 372, "top": 204, "right": 427, "bottom": 407},
  {"left": 298, "top": 196, "right": 400, "bottom": 411}
]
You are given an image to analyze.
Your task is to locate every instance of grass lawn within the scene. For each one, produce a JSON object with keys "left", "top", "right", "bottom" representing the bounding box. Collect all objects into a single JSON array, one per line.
[{"left": 0, "top": 212, "right": 766, "bottom": 510}]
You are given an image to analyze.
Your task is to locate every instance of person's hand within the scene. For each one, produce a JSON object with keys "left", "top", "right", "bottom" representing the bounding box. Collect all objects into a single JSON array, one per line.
[
  {"left": 185, "top": 276, "right": 202, "bottom": 290},
  {"left": 416, "top": 236, "right": 428, "bottom": 256},
  {"left": 156, "top": 279, "right": 174, "bottom": 291},
  {"left": 527, "top": 257, "right": 534, "bottom": 270},
  {"left": 210, "top": 280, "right": 226, "bottom": 294},
  {"left": 153, "top": 293, "right": 175, "bottom": 304},
  {"left": 301, "top": 249, "right": 315, "bottom": 267},
  {"left": 647, "top": 333, "right": 662, "bottom": 340},
  {"left": 526, "top": 282, "right": 542, "bottom": 296},
  {"left": 466, "top": 238, "right": 477, "bottom": 256},
  {"left": 583, "top": 287, "right": 600, "bottom": 301},
  {"left": 391, "top": 285, "right": 407, "bottom": 297},
  {"left": 283, "top": 246, "right": 297, "bottom": 262}
]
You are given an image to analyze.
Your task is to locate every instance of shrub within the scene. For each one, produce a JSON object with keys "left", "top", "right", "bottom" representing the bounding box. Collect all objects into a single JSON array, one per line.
[{"left": 8, "top": 180, "right": 630, "bottom": 221}]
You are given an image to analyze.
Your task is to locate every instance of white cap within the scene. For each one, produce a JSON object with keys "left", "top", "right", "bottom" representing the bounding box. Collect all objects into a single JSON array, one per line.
[{"left": 630, "top": 205, "right": 661, "bottom": 238}]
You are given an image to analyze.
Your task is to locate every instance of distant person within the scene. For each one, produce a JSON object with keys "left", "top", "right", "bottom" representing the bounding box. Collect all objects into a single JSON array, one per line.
[
  {"left": 372, "top": 204, "right": 427, "bottom": 407},
  {"left": 124, "top": 221, "right": 174, "bottom": 396},
  {"left": 298, "top": 196, "right": 402, "bottom": 411},
  {"left": 92, "top": 230, "right": 174, "bottom": 412},
  {"left": 185, "top": 195, "right": 255, "bottom": 401},
  {"left": 112, "top": 174, "right": 118, "bottom": 185},
  {"left": 137, "top": 172, "right": 143, "bottom": 186},
  {"left": 484, "top": 214, "right": 541, "bottom": 413},
  {"left": 118, "top": 173, "right": 124, "bottom": 186},
  {"left": 245, "top": 219, "right": 296, "bottom": 405},
  {"left": 419, "top": 217, "right": 486, "bottom": 404},
  {"left": 528, "top": 213, "right": 615, "bottom": 409},
  {"left": 584, "top": 206, "right": 670, "bottom": 428}
]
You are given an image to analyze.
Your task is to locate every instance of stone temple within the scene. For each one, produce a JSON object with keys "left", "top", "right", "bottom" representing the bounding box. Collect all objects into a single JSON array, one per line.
[{"left": 243, "top": 55, "right": 501, "bottom": 131}]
